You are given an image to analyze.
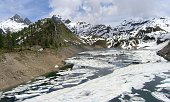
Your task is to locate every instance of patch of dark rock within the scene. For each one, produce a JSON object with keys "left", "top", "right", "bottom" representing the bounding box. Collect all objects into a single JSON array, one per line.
[
  {"left": 60, "top": 64, "right": 74, "bottom": 70},
  {"left": 157, "top": 38, "right": 169, "bottom": 45},
  {"left": 163, "top": 71, "right": 170, "bottom": 75},
  {"left": 131, "top": 61, "right": 141, "bottom": 64},
  {"left": 143, "top": 35, "right": 155, "bottom": 41},
  {"left": 0, "top": 96, "right": 15, "bottom": 102},
  {"left": 131, "top": 20, "right": 149, "bottom": 26},
  {"left": 157, "top": 42, "right": 170, "bottom": 61}
]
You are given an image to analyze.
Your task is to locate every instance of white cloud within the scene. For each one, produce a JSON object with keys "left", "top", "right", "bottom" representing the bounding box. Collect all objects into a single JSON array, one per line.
[
  {"left": 49, "top": 0, "right": 170, "bottom": 25},
  {"left": 49, "top": 0, "right": 117, "bottom": 24},
  {"left": 1, "top": 0, "right": 170, "bottom": 25}
]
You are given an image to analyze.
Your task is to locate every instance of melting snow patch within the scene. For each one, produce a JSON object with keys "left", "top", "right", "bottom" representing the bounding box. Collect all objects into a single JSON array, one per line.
[
  {"left": 162, "top": 78, "right": 170, "bottom": 83},
  {"left": 38, "top": 48, "right": 43, "bottom": 52},
  {"left": 151, "top": 92, "right": 170, "bottom": 102},
  {"left": 156, "top": 83, "right": 170, "bottom": 88},
  {"left": 54, "top": 65, "right": 59, "bottom": 68}
]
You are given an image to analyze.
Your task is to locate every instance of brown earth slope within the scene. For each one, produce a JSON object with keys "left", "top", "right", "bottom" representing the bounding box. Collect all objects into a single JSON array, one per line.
[{"left": 0, "top": 45, "right": 95, "bottom": 90}]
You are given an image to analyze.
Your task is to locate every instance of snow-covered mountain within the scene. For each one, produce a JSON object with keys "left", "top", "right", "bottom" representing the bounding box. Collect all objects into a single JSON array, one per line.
[
  {"left": 1, "top": 14, "right": 169, "bottom": 49},
  {"left": 66, "top": 17, "right": 170, "bottom": 49},
  {"left": 66, "top": 21, "right": 113, "bottom": 46},
  {"left": 108, "top": 17, "right": 170, "bottom": 49},
  {"left": 67, "top": 22, "right": 113, "bottom": 38},
  {"left": 0, "top": 14, "right": 31, "bottom": 34}
]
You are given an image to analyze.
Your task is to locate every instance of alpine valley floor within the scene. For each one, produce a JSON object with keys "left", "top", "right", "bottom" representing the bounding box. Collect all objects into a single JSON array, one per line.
[{"left": 0, "top": 41, "right": 169, "bottom": 102}]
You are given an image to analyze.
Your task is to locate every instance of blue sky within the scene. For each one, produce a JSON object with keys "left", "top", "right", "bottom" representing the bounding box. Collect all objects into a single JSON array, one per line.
[
  {"left": 1, "top": 0, "right": 170, "bottom": 25},
  {"left": 0, "top": 0, "right": 52, "bottom": 22}
]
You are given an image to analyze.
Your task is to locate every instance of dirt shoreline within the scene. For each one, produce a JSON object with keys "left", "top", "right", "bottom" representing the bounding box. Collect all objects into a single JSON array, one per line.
[{"left": 0, "top": 45, "right": 100, "bottom": 91}]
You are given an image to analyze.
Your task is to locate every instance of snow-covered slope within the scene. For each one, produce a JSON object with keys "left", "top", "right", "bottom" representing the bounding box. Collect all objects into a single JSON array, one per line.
[
  {"left": 112, "top": 17, "right": 170, "bottom": 39},
  {"left": 67, "top": 22, "right": 113, "bottom": 38},
  {"left": 66, "top": 21, "right": 113, "bottom": 46},
  {"left": 109, "top": 17, "right": 170, "bottom": 49},
  {"left": 0, "top": 14, "right": 31, "bottom": 33},
  {"left": 66, "top": 17, "right": 170, "bottom": 49}
]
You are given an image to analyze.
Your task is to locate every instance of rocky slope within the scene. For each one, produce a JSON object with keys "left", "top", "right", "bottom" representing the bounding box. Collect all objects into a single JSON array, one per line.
[
  {"left": 0, "top": 45, "right": 96, "bottom": 90},
  {"left": 157, "top": 41, "right": 170, "bottom": 61}
]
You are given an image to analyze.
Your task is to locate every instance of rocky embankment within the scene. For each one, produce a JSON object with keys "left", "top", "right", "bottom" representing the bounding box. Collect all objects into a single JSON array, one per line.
[
  {"left": 0, "top": 45, "right": 96, "bottom": 90},
  {"left": 157, "top": 42, "right": 170, "bottom": 61}
]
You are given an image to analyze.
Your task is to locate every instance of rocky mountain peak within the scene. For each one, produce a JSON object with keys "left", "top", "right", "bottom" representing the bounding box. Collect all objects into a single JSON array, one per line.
[
  {"left": 0, "top": 28, "right": 4, "bottom": 34},
  {"left": 10, "top": 14, "right": 24, "bottom": 23},
  {"left": 24, "top": 18, "right": 32, "bottom": 25},
  {"left": 52, "top": 15, "right": 62, "bottom": 23},
  {"left": 10, "top": 14, "right": 31, "bottom": 25}
]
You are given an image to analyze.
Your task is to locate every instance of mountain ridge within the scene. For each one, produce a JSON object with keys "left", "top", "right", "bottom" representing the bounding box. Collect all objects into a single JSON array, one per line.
[
  {"left": 1, "top": 15, "right": 170, "bottom": 50},
  {"left": 65, "top": 17, "right": 170, "bottom": 49}
]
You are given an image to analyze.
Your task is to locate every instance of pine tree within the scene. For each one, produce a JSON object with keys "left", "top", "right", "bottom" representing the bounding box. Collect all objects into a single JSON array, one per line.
[
  {"left": 0, "top": 33, "right": 4, "bottom": 48},
  {"left": 6, "top": 32, "right": 13, "bottom": 50}
]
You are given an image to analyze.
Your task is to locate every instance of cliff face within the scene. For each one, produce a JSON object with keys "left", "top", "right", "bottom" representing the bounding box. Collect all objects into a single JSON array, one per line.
[{"left": 157, "top": 42, "right": 170, "bottom": 61}]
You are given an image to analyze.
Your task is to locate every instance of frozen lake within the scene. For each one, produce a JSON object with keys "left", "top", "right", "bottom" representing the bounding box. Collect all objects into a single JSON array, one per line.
[{"left": 0, "top": 48, "right": 170, "bottom": 102}]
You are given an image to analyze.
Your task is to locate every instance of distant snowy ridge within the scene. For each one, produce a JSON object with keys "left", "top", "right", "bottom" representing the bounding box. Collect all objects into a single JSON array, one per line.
[
  {"left": 0, "top": 14, "right": 31, "bottom": 33},
  {"left": 108, "top": 17, "right": 170, "bottom": 49},
  {"left": 67, "top": 22, "right": 113, "bottom": 38},
  {"left": 65, "top": 17, "right": 170, "bottom": 49}
]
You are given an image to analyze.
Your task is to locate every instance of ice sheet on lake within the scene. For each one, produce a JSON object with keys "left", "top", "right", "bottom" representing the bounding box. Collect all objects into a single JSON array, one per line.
[
  {"left": 66, "top": 59, "right": 115, "bottom": 68},
  {"left": 23, "top": 62, "right": 170, "bottom": 102}
]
